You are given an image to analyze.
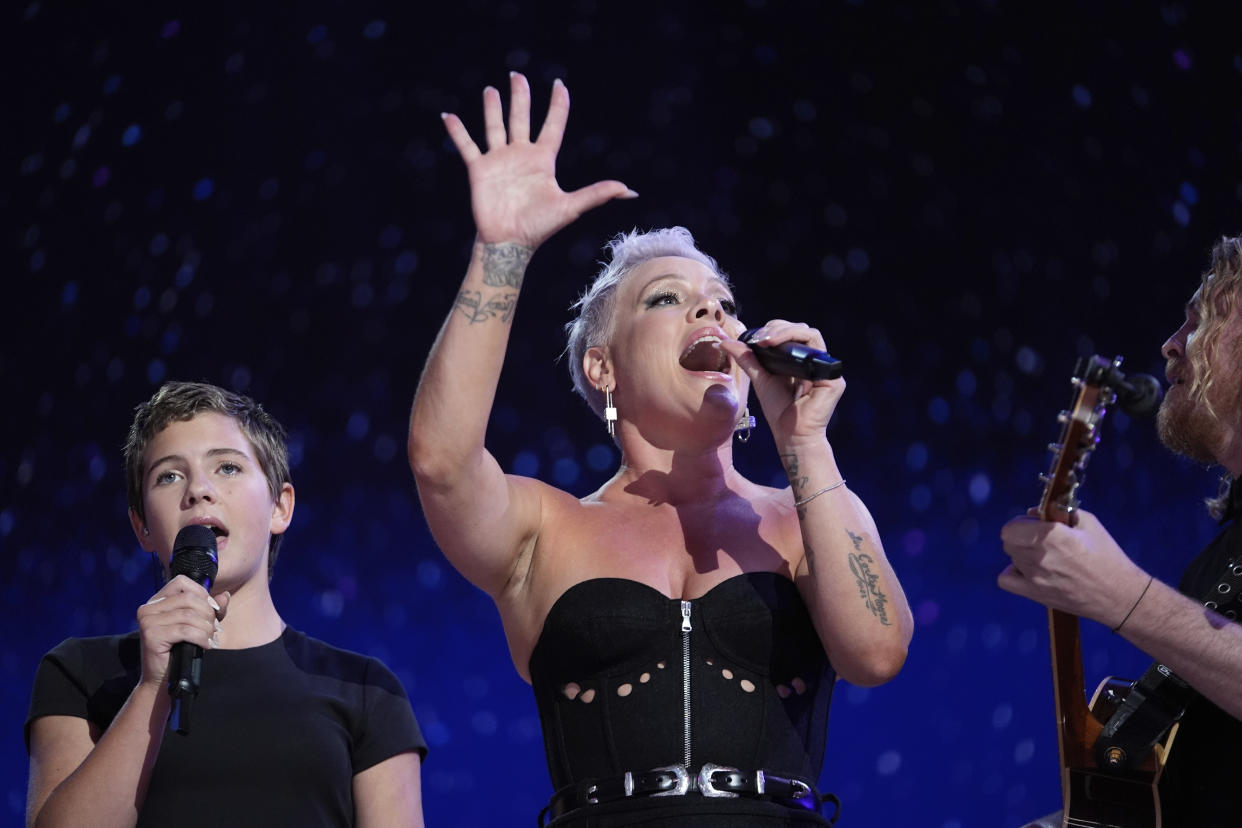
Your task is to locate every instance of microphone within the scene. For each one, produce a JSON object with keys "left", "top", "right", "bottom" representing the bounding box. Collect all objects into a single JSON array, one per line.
[
  {"left": 739, "top": 328, "right": 844, "bottom": 380},
  {"left": 167, "top": 524, "right": 218, "bottom": 736},
  {"left": 1111, "top": 371, "right": 1164, "bottom": 417},
  {"left": 1091, "top": 357, "right": 1163, "bottom": 417}
]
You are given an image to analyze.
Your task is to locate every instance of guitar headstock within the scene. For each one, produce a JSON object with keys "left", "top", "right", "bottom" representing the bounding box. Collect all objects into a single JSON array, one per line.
[{"left": 1038, "top": 355, "right": 1121, "bottom": 525}]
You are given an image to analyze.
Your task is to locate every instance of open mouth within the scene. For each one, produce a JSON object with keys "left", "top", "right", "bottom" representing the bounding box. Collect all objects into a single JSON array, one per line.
[{"left": 679, "top": 335, "right": 730, "bottom": 373}]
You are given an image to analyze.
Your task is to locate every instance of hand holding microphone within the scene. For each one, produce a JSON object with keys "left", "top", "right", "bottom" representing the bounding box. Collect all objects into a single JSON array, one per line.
[
  {"left": 739, "top": 327, "right": 843, "bottom": 380},
  {"left": 134, "top": 525, "right": 222, "bottom": 734}
]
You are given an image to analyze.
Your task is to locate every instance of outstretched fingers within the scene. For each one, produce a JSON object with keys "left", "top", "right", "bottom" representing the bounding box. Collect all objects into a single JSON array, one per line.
[
  {"left": 507, "top": 72, "right": 532, "bottom": 143},
  {"left": 535, "top": 78, "right": 570, "bottom": 152},
  {"left": 481, "top": 85, "right": 507, "bottom": 152},
  {"left": 441, "top": 112, "right": 482, "bottom": 163},
  {"left": 564, "top": 179, "right": 639, "bottom": 218}
]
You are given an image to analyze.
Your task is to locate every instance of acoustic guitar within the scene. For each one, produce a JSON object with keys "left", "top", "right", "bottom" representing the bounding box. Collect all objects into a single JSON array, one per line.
[{"left": 1036, "top": 355, "right": 1173, "bottom": 828}]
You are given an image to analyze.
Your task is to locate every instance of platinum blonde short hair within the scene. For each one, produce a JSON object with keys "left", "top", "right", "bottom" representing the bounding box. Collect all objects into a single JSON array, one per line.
[{"left": 564, "top": 227, "right": 728, "bottom": 419}]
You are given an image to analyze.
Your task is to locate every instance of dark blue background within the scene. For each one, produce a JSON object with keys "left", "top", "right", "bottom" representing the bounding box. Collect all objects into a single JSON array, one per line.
[{"left": 4, "top": 1, "right": 1239, "bottom": 824}]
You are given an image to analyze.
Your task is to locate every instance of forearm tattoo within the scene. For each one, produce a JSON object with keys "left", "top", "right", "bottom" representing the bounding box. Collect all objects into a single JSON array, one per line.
[
  {"left": 779, "top": 452, "right": 809, "bottom": 495},
  {"left": 454, "top": 290, "right": 517, "bottom": 324},
  {"left": 846, "top": 530, "right": 892, "bottom": 625},
  {"left": 481, "top": 243, "right": 532, "bottom": 288},
  {"left": 803, "top": 542, "right": 818, "bottom": 577}
]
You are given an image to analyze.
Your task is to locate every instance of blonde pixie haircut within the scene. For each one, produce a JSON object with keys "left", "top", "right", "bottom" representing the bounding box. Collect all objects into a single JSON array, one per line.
[{"left": 565, "top": 227, "right": 729, "bottom": 420}]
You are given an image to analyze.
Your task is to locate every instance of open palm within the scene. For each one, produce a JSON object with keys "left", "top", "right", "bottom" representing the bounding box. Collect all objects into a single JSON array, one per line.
[{"left": 442, "top": 73, "right": 633, "bottom": 248}]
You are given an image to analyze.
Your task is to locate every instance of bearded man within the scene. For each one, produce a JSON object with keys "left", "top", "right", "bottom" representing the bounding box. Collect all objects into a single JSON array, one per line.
[{"left": 1000, "top": 235, "right": 1242, "bottom": 826}]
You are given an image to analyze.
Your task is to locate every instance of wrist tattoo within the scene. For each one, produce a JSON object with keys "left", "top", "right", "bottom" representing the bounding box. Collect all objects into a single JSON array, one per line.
[
  {"left": 481, "top": 243, "right": 532, "bottom": 288},
  {"left": 779, "top": 452, "right": 809, "bottom": 495},
  {"left": 454, "top": 290, "right": 517, "bottom": 324},
  {"left": 847, "top": 544, "right": 892, "bottom": 626}
]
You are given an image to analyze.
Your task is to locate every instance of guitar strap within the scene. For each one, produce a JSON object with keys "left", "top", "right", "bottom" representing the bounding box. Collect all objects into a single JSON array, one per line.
[{"left": 1093, "top": 554, "right": 1242, "bottom": 772}]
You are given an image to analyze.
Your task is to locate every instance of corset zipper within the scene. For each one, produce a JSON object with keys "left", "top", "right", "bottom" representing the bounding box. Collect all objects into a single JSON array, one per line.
[{"left": 680, "top": 599, "right": 692, "bottom": 769}]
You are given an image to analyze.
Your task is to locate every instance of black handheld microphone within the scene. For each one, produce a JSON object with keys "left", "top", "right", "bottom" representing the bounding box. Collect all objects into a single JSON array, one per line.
[
  {"left": 167, "top": 524, "right": 218, "bottom": 736},
  {"left": 739, "top": 328, "right": 844, "bottom": 380}
]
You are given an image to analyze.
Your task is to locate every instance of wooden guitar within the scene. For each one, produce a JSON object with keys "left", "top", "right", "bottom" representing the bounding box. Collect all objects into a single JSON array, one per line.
[{"left": 1037, "top": 356, "right": 1175, "bottom": 828}]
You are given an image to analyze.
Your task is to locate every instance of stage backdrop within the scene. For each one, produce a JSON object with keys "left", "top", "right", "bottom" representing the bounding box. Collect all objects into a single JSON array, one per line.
[{"left": 5, "top": 2, "right": 1240, "bottom": 825}]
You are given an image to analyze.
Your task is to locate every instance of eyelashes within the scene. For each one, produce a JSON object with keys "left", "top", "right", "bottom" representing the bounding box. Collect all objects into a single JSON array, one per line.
[{"left": 643, "top": 290, "right": 739, "bottom": 315}]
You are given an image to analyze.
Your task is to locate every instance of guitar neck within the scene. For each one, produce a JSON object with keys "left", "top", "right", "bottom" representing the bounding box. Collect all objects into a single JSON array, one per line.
[{"left": 1048, "top": 608, "right": 1102, "bottom": 770}]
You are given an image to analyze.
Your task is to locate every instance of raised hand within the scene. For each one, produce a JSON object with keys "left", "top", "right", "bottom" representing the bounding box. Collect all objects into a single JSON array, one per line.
[
  {"left": 441, "top": 72, "right": 635, "bottom": 249},
  {"left": 135, "top": 575, "right": 229, "bottom": 689}
]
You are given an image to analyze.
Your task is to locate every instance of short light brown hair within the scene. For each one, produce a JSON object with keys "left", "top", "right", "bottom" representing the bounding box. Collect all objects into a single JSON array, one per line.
[{"left": 124, "top": 381, "right": 292, "bottom": 577}]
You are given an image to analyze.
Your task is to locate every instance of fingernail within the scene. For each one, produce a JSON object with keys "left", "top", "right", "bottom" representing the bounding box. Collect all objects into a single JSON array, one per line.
[
  {"left": 440, "top": 112, "right": 449, "bottom": 120},
  {"left": 208, "top": 595, "right": 220, "bottom": 611},
  {"left": 621, "top": 188, "right": 639, "bottom": 199},
  {"left": 213, "top": 619, "right": 222, "bottom": 633},
  {"left": 145, "top": 595, "right": 167, "bottom": 605},
  {"left": 209, "top": 634, "right": 220, "bottom": 649}
]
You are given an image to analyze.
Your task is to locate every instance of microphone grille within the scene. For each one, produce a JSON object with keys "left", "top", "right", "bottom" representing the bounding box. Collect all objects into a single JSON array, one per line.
[{"left": 170, "top": 525, "right": 219, "bottom": 587}]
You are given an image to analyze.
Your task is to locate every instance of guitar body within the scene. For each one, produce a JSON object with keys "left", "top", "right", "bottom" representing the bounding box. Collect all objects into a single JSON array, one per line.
[
  {"left": 1061, "top": 768, "right": 1160, "bottom": 828},
  {"left": 1060, "top": 677, "right": 1179, "bottom": 828}
]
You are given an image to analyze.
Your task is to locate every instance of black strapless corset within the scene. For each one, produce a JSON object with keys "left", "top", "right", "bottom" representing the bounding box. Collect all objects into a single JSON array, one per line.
[{"left": 528, "top": 572, "right": 836, "bottom": 791}]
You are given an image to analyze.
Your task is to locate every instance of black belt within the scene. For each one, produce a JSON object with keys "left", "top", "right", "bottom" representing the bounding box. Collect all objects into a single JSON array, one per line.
[{"left": 538, "top": 763, "right": 837, "bottom": 825}]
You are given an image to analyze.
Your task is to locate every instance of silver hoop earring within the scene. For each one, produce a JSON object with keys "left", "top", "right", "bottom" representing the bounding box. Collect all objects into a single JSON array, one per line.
[
  {"left": 603, "top": 386, "right": 618, "bottom": 437},
  {"left": 734, "top": 407, "right": 756, "bottom": 443}
]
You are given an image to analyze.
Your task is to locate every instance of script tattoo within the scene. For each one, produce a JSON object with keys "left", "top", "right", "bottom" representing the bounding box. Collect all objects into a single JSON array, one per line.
[
  {"left": 454, "top": 290, "right": 517, "bottom": 325},
  {"left": 847, "top": 541, "right": 892, "bottom": 626},
  {"left": 481, "top": 243, "right": 532, "bottom": 288}
]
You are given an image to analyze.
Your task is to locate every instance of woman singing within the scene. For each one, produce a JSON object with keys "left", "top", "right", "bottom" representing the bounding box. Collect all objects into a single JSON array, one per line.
[{"left": 408, "top": 72, "right": 912, "bottom": 827}]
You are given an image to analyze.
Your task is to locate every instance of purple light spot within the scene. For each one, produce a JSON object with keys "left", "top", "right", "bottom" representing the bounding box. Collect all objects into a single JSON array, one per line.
[
  {"left": 915, "top": 599, "right": 939, "bottom": 626},
  {"left": 902, "top": 529, "right": 926, "bottom": 557},
  {"left": 121, "top": 124, "right": 142, "bottom": 146},
  {"left": 1173, "top": 49, "right": 1192, "bottom": 71},
  {"left": 1071, "top": 84, "right": 1092, "bottom": 109},
  {"left": 53, "top": 103, "right": 70, "bottom": 123},
  {"left": 161, "top": 20, "right": 181, "bottom": 38},
  {"left": 192, "top": 177, "right": 214, "bottom": 201},
  {"left": 92, "top": 166, "right": 110, "bottom": 187},
  {"left": 62, "top": 281, "right": 78, "bottom": 305},
  {"left": 363, "top": 20, "right": 387, "bottom": 39},
  {"left": 103, "top": 75, "right": 121, "bottom": 95},
  {"left": 307, "top": 24, "right": 327, "bottom": 44}
]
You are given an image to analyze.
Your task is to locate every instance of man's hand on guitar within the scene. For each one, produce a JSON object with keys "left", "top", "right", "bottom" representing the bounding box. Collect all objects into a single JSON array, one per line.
[{"left": 999, "top": 509, "right": 1152, "bottom": 630}]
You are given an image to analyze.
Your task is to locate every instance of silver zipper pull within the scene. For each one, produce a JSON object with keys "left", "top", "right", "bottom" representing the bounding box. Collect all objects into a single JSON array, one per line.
[{"left": 681, "top": 600, "right": 692, "bottom": 632}]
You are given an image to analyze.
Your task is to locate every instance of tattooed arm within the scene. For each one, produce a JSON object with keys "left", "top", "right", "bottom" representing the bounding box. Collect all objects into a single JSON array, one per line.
[
  {"left": 721, "top": 320, "right": 913, "bottom": 686},
  {"left": 778, "top": 444, "right": 912, "bottom": 686},
  {"left": 408, "top": 73, "right": 632, "bottom": 596}
]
